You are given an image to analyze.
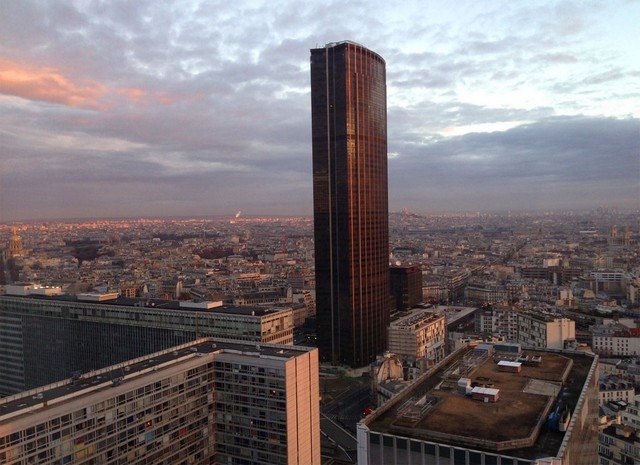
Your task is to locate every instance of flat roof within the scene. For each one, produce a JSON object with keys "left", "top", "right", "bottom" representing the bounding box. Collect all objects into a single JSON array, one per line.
[
  {"left": 390, "top": 309, "right": 443, "bottom": 328},
  {"left": 0, "top": 294, "right": 289, "bottom": 317},
  {"left": 0, "top": 338, "right": 315, "bottom": 424},
  {"left": 363, "top": 348, "right": 596, "bottom": 459}
]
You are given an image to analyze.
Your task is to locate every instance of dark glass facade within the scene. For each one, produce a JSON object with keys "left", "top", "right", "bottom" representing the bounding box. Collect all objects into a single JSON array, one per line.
[
  {"left": 310, "top": 41, "right": 390, "bottom": 367},
  {"left": 390, "top": 265, "right": 423, "bottom": 312},
  {"left": 0, "top": 295, "right": 291, "bottom": 395}
]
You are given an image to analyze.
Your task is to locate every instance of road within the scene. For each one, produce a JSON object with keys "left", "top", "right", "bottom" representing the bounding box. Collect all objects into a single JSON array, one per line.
[{"left": 320, "top": 377, "right": 372, "bottom": 463}]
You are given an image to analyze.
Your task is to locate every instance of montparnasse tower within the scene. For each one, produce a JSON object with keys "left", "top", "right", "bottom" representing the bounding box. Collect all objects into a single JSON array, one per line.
[{"left": 310, "top": 41, "right": 390, "bottom": 367}]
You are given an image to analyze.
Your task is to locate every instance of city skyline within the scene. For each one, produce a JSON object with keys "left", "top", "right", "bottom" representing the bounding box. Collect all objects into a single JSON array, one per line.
[{"left": 1, "top": 0, "right": 639, "bottom": 222}]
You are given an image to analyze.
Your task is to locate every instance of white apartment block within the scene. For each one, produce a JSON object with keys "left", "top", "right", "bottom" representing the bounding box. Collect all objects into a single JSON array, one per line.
[
  {"left": 388, "top": 310, "right": 446, "bottom": 364},
  {"left": 517, "top": 312, "right": 575, "bottom": 350},
  {"left": 0, "top": 338, "right": 320, "bottom": 465},
  {"left": 593, "top": 326, "right": 640, "bottom": 357}
]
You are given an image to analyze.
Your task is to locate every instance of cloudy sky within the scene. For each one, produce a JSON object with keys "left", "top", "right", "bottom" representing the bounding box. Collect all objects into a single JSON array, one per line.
[{"left": 1, "top": 0, "right": 638, "bottom": 221}]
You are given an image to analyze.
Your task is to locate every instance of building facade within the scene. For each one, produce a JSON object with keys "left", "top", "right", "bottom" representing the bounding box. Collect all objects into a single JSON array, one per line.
[
  {"left": 387, "top": 310, "right": 446, "bottom": 363},
  {"left": 464, "top": 281, "right": 510, "bottom": 305},
  {"left": 310, "top": 41, "right": 390, "bottom": 367},
  {"left": 599, "top": 376, "right": 635, "bottom": 406},
  {"left": 599, "top": 425, "right": 640, "bottom": 465},
  {"left": 518, "top": 312, "right": 576, "bottom": 350},
  {"left": 475, "top": 305, "right": 520, "bottom": 341},
  {"left": 593, "top": 326, "right": 640, "bottom": 357},
  {"left": 621, "top": 394, "right": 640, "bottom": 429},
  {"left": 0, "top": 338, "right": 320, "bottom": 465},
  {"left": 390, "top": 266, "right": 423, "bottom": 312},
  {"left": 0, "top": 294, "right": 294, "bottom": 395}
]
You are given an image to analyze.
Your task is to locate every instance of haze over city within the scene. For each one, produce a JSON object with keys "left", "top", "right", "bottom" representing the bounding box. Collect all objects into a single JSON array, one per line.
[{"left": 1, "top": 0, "right": 638, "bottom": 222}]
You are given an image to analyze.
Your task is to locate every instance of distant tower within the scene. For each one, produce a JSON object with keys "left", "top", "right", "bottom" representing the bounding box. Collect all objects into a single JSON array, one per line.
[
  {"left": 5, "top": 227, "right": 24, "bottom": 259},
  {"left": 624, "top": 226, "right": 631, "bottom": 245},
  {"left": 610, "top": 224, "right": 618, "bottom": 240},
  {"left": 310, "top": 41, "right": 390, "bottom": 367}
]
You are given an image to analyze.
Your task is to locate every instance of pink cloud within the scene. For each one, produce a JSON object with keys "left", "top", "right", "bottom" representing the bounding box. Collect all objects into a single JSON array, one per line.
[
  {"left": 0, "top": 57, "right": 107, "bottom": 110},
  {"left": 115, "top": 87, "right": 178, "bottom": 106}
]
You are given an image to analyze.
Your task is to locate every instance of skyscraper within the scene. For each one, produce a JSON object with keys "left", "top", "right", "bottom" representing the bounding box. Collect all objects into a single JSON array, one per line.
[{"left": 310, "top": 41, "right": 390, "bottom": 367}]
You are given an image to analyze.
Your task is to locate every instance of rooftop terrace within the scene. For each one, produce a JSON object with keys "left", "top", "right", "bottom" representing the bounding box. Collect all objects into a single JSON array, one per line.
[{"left": 363, "top": 347, "right": 597, "bottom": 459}]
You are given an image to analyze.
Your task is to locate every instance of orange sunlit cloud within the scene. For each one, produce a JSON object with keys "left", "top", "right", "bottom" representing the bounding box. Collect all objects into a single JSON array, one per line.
[
  {"left": 0, "top": 57, "right": 108, "bottom": 110},
  {"left": 115, "top": 87, "right": 178, "bottom": 106}
]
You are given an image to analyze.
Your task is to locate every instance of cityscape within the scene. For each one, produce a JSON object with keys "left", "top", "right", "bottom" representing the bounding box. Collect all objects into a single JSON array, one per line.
[
  {"left": 1, "top": 1, "right": 639, "bottom": 465},
  {"left": 1, "top": 205, "right": 637, "bottom": 463}
]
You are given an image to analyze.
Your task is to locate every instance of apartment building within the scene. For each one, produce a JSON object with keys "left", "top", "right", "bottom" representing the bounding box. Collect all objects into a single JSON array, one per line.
[
  {"left": 464, "top": 281, "right": 510, "bottom": 305},
  {"left": 593, "top": 326, "right": 640, "bottom": 357},
  {"left": 599, "top": 425, "right": 640, "bottom": 465},
  {"left": 476, "top": 307, "right": 575, "bottom": 349},
  {"left": 475, "top": 305, "right": 520, "bottom": 341},
  {"left": 621, "top": 394, "right": 640, "bottom": 429},
  {"left": 0, "top": 338, "right": 320, "bottom": 465},
  {"left": 599, "top": 376, "right": 635, "bottom": 406},
  {"left": 388, "top": 310, "right": 446, "bottom": 364},
  {"left": 518, "top": 312, "right": 576, "bottom": 350}
]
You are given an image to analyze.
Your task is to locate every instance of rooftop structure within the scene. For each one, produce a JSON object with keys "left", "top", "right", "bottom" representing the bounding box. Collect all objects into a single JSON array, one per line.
[
  {"left": 358, "top": 347, "right": 598, "bottom": 465},
  {"left": 0, "top": 338, "right": 320, "bottom": 465}
]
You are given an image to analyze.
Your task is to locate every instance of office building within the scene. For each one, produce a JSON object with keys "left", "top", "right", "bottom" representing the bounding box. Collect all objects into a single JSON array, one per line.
[
  {"left": 358, "top": 346, "right": 599, "bottom": 464},
  {"left": 390, "top": 266, "right": 423, "bottom": 312},
  {"left": 310, "top": 41, "right": 390, "bottom": 367},
  {"left": 0, "top": 338, "right": 320, "bottom": 465},
  {"left": 0, "top": 293, "right": 294, "bottom": 395}
]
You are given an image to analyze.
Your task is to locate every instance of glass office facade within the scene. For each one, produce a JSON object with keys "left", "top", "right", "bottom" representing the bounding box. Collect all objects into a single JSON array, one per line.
[
  {"left": 311, "top": 41, "right": 390, "bottom": 367},
  {"left": 0, "top": 296, "right": 293, "bottom": 395}
]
